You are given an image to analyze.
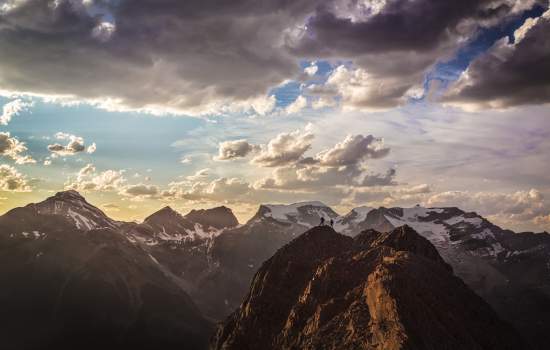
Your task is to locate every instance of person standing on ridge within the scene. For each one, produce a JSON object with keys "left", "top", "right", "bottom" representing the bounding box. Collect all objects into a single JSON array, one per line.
[
  {"left": 330, "top": 219, "right": 334, "bottom": 228},
  {"left": 320, "top": 217, "right": 325, "bottom": 226}
]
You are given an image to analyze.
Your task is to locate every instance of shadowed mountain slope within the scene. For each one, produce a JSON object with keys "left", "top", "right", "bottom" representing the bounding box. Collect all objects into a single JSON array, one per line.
[{"left": 212, "top": 225, "right": 528, "bottom": 350}]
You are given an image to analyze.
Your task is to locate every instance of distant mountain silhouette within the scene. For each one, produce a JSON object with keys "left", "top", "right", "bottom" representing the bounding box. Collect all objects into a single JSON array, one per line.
[{"left": 0, "top": 191, "right": 213, "bottom": 350}]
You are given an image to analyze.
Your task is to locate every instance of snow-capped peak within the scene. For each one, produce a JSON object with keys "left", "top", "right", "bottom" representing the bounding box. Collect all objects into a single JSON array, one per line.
[
  {"left": 249, "top": 201, "right": 338, "bottom": 228},
  {"left": 262, "top": 201, "right": 331, "bottom": 220},
  {"left": 29, "top": 190, "right": 117, "bottom": 231}
]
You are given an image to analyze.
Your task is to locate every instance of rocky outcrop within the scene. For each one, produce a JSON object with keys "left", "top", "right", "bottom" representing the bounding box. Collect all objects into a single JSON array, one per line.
[{"left": 212, "top": 226, "right": 527, "bottom": 350}]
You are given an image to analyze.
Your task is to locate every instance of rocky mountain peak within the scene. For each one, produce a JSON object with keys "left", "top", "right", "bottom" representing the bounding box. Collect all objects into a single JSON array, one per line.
[
  {"left": 52, "top": 189, "right": 86, "bottom": 201},
  {"left": 357, "top": 225, "right": 451, "bottom": 270},
  {"left": 212, "top": 224, "right": 527, "bottom": 350},
  {"left": 26, "top": 190, "right": 116, "bottom": 231},
  {"left": 184, "top": 206, "right": 239, "bottom": 230},
  {"left": 142, "top": 206, "right": 194, "bottom": 237}
]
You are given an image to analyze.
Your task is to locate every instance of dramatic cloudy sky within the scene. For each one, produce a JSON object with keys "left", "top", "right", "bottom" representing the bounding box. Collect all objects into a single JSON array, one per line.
[{"left": 1, "top": 0, "right": 550, "bottom": 231}]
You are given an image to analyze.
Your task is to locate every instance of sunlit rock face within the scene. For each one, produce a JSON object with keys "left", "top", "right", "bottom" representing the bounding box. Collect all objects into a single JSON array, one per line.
[{"left": 212, "top": 225, "right": 527, "bottom": 350}]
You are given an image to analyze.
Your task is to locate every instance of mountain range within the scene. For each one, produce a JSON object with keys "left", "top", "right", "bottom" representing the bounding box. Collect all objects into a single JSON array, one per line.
[{"left": 1, "top": 191, "right": 549, "bottom": 349}]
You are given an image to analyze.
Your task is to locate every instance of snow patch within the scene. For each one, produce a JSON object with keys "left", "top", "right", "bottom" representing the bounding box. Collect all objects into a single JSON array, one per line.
[{"left": 263, "top": 201, "right": 329, "bottom": 221}]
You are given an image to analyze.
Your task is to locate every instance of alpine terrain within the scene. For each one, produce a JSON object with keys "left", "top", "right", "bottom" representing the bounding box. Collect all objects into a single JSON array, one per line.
[
  {"left": 212, "top": 225, "right": 527, "bottom": 350},
  {"left": 1, "top": 192, "right": 548, "bottom": 348}
]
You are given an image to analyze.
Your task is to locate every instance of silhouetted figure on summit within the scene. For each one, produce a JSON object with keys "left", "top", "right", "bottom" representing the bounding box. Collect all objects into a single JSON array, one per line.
[
  {"left": 330, "top": 219, "right": 334, "bottom": 228},
  {"left": 320, "top": 217, "right": 325, "bottom": 226}
]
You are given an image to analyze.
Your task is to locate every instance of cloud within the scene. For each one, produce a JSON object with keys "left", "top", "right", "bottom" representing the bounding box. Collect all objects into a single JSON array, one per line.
[
  {"left": 180, "top": 157, "right": 192, "bottom": 164},
  {"left": 86, "top": 142, "right": 97, "bottom": 154},
  {"left": 0, "top": 132, "right": 36, "bottom": 164},
  {"left": 91, "top": 21, "right": 116, "bottom": 42},
  {"left": 314, "top": 134, "right": 390, "bottom": 166},
  {"left": 48, "top": 132, "right": 95, "bottom": 156},
  {"left": 426, "top": 189, "right": 550, "bottom": 226},
  {"left": 311, "top": 96, "right": 337, "bottom": 109},
  {"left": 289, "top": 0, "right": 544, "bottom": 110},
  {"left": 285, "top": 95, "right": 308, "bottom": 114},
  {"left": 0, "top": 0, "right": 541, "bottom": 114},
  {"left": 0, "top": 0, "right": 309, "bottom": 115},
  {"left": 251, "top": 125, "right": 314, "bottom": 167},
  {"left": 66, "top": 164, "right": 126, "bottom": 192},
  {"left": 360, "top": 168, "right": 397, "bottom": 186},
  {"left": 317, "top": 65, "right": 416, "bottom": 111},
  {"left": 66, "top": 163, "right": 160, "bottom": 199},
  {"left": 398, "top": 183, "right": 432, "bottom": 195},
  {"left": 253, "top": 127, "right": 393, "bottom": 191},
  {"left": 444, "top": 9, "right": 550, "bottom": 109},
  {"left": 304, "top": 62, "right": 318, "bottom": 76},
  {"left": 163, "top": 177, "right": 252, "bottom": 202},
  {"left": 0, "top": 99, "right": 32, "bottom": 125},
  {"left": 120, "top": 183, "right": 159, "bottom": 198},
  {"left": 215, "top": 139, "right": 259, "bottom": 161},
  {"left": 0, "top": 164, "right": 31, "bottom": 192},
  {"left": 186, "top": 168, "right": 211, "bottom": 181}
]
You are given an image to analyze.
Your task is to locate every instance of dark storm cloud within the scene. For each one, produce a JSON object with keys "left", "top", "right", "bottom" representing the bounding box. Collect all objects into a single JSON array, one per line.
[
  {"left": 292, "top": 0, "right": 547, "bottom": 110},
  {"left": 0, "top": 0, "right": 546, "bottom": 113},
  {"left": 0, "top": 0, "right": 317, "bottom": 113},
  {"left": 445, "top": 10, "right": 550, "bottom": 109},
  {"left": 293, "top": 0, "right": 493, "bottom": 55}
]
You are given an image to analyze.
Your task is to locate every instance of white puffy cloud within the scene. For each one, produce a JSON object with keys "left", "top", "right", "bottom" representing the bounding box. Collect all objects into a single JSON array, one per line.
[
  {"left": 215, "top": 139, "right": 259, "bottom": 161},
  {"left": 86, "top": 142, "right": 97, "bottom": 154},
  {"left": 66, "top": 163, "right": 161, "bottom": 199},
  {"left": 0, "top": 132, "right": 36, "bottom": 164},
  {"left": 253, "top": 126, "right": 393, "bottom": 191},
  {"left": 0, "top": 99, "right": 32, "bottom": 125},
  {"left": 48, "top": 132, "right": 95, "bottom": 156},
  {"left": 311, "top": 65, "right": 419, "bottom": 111},
  {"left": 252, "top": 125, "right": 314, "bottom": 167},
  {"left": 304, "top": 62, "right": 318, "bottom": 76},
  {"left": 311, "top": 96, "right": 337, "bottom": 109},
  {"left": 285, "top": 95, "right": 308, "bottom": 114},
  {"left": 66, "top": 164, "right": 126, "bottom": 192},
  {"left": 0, "top": 164, "right": 31, "bottom": 192},
  {"left": 163, "top": 177, "right": 252, "bottom": 202},
  {"left": 315, "top": 134, "right": 390, "bottom": 166}
]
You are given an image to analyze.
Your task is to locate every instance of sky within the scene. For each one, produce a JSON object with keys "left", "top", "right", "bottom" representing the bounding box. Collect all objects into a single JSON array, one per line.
[{"left": 0, "top": 0, "right": 550, "bottom": 232}]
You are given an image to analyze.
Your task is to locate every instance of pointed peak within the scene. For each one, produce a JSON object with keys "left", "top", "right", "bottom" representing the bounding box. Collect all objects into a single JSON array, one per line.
[
  {"left": 371, "top": 225, "right": 451, "bottom": 270},
  {"left": 159, "top": 205, "right": 177, "bottom": 213},
  {"left": 145, "top": 205, "right": 183, "bottom": 222},
  {"left": 52, "top": 190, "right": 86, "bottom": 201}
]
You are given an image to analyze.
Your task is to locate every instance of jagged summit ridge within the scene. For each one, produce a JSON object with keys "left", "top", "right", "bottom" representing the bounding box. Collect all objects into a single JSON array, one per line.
[{"left": 212, "top": 225, "right": 527, "bottom": 350}]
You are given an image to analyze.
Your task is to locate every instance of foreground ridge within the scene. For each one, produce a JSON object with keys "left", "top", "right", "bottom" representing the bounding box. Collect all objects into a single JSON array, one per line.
[{"left": 212, "top": 225, "right": 528, "bottom": 350}]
